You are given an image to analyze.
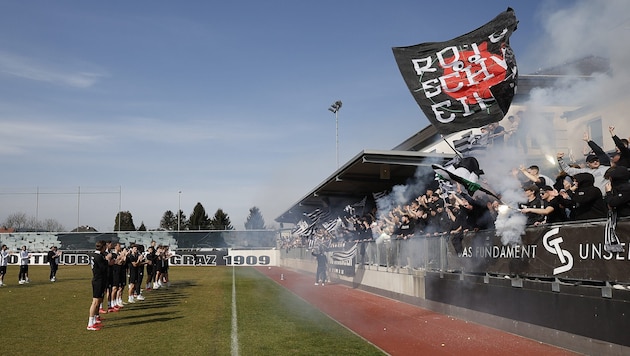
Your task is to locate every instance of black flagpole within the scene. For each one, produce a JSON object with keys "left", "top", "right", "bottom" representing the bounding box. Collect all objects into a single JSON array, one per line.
[{"left": 441, "top": 135, "right": 463, "bottom": 159}]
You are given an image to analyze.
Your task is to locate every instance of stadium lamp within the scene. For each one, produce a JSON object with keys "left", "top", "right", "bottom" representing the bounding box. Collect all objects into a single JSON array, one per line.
[
  {"left": 328, "top": 100, "right": 342, "bottom": 168},
  {"left": 328, "top": 100, "right": 342, "bottom": 113}
]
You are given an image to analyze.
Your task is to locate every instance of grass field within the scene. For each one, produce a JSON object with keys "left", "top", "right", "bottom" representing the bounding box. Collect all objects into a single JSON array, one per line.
[{"left": 0, "top": 265, "right": 384, "bottom": 356}]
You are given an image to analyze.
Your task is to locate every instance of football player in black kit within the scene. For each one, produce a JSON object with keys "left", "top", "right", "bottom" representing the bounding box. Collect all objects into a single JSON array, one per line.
[{"left": 87, "top": 240, "right": 113, "bottom": 331}]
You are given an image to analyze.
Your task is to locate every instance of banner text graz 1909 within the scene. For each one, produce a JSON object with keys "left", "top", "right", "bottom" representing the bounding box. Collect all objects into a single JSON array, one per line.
[{"left": 5, "top": 249, "right": 279, "bottom": 267}]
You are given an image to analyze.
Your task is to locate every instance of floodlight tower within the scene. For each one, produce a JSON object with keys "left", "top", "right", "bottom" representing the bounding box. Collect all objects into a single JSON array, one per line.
[{"left": 328, "top": 100, "right": 343, "bottom": 169}]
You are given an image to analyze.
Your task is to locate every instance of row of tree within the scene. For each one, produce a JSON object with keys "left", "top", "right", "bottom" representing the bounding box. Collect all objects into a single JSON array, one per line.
[
  {"left": 1, "top": 212, "right": 66, "bottom": 232},
  {"left": 1, "top": 203, "right": 267, "bottom": 232}
]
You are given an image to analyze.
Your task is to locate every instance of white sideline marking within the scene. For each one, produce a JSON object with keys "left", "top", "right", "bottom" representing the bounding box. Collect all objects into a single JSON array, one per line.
[{"left": 231, "top": 266, "right": 239, "bottom": 356}]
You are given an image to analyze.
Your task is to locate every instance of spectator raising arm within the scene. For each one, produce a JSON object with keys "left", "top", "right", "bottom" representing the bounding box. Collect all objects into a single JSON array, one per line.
[
  {"left": 609, "top": 126, "right": 630, "bottom": 167},
  {"left": 583, "top": 131, "right": 611, "bottom": 166}
]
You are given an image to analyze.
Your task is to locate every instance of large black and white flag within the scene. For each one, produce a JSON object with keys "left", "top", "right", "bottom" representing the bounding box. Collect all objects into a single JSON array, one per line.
[{"left": 393, "top": 8, "right": 518, "bottom": 135}]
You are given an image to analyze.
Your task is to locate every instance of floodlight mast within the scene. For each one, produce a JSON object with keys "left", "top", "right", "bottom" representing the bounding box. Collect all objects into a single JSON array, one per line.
[{"left": 328, "top": 100, "right": 342, "bottom": 168}]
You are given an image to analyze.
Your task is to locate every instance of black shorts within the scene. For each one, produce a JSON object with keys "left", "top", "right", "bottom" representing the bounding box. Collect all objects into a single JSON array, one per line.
[
  {"left": 0, "top": 266, "right": 6, "bottom": 276},
  {"left": 118, "top": 268, "right": 127, "bottom": 287},
  {"left": 92, "top": 279, "right": 106, "bottom": 299},
  {"left": 112, "top": 266, "right": 121, "bottom": 287},
  {"left": 107, "top": 267, "right": 114, "bottom": 287},
  {"left": 128, "top": 268, "right": 139, "bottom": 284}
]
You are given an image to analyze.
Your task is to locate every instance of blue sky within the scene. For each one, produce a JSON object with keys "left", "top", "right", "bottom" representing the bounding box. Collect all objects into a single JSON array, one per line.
[{"left": 0, "top": 0, "right": 615, "bottom": 231}]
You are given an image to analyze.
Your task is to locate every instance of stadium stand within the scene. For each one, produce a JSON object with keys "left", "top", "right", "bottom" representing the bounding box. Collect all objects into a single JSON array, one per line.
[
  {"left": 1, "top": 232, "right": 62, "bottom": 252},
  {"left": 0, "top": 230, "right": 277, "bottom": 252},
  {"left": 117, "top": 231, "right": 179, "bottom": 250}
]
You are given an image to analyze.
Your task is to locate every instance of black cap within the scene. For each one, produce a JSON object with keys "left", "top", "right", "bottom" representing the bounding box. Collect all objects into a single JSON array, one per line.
[{"left": 586, "top": 154, "right": 599, "bottom": 163}]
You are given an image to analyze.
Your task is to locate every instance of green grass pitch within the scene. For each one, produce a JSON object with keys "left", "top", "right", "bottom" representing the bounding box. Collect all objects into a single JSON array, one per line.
[{"left": 0, "top": 265, "right": 384, "bottom": 355}]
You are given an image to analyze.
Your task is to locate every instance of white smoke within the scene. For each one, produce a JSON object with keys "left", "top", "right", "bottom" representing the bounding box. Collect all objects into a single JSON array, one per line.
[
  {"left": 494, "top": 207, "right": 528, "bottom": 246},
  {"left": 371, "top": 163, "right": 447, "bottom": 271},
  {"left": 375, "top": 163, "right": 437, "bottom": 221},
  {"left": 474, "top": 1, "right": 630, "bottom": 245}
]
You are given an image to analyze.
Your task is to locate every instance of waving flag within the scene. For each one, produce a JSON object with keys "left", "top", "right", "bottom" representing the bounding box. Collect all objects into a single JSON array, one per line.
[
  {"left": 393, "top": 8, "right": 518, "bottom": 135},
  {"left": 322, "top": 217, "right": 343, "bottom": 234},
  {"left": 304, "top": 208, "right": 331, "bottom": 223},
  {"left": 292, "top": 220, "right": 316, "bottom": 237}
]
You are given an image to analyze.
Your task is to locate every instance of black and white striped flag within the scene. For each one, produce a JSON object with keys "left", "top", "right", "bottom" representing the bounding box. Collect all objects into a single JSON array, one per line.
[
  {"left": 331, "top": 243, "right": 357, "bottom": 263},
  {"left": 304, "top": 208, "right": 331, "bottom": 223},
  {"left": 322, "top": 217, "right": 343, "bottom": 233}
]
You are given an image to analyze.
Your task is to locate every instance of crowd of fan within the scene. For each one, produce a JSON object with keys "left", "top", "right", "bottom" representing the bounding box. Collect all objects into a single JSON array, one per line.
[{"left": 283, "top": 125, "right": 630, "bottom": 254}]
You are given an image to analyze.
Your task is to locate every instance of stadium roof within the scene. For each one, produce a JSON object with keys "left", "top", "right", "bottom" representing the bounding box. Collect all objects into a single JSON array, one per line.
[{"left": 275, "top": 149, "right": 453, "bottom": 224}]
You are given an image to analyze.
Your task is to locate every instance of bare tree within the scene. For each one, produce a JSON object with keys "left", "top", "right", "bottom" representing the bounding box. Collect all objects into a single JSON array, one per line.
[
  {"left": 39, "top": 218, "right": 65, "bottom": 232},
  {"left": 2, "top": 212, "right": 65, "bottom": 232},
  {"left": 3, "top": 212, "right": 30, "bottom": 230}
]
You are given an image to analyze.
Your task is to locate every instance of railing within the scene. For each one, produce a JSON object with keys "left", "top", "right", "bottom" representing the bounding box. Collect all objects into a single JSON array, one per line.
[
  {"left": 352, "top": 237, "right": 448, "bottom": 271},
  {"left": 281, "top": 218, "right": 630, "bottom": 284},
  {"left": 282, "top": 236, "right": 449, "bottom": 272}
]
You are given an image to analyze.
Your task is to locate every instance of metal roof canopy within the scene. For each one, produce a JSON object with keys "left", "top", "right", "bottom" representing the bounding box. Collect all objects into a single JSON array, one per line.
[{"left": 275, "top": 149, "right": 454, "bottom": 224}]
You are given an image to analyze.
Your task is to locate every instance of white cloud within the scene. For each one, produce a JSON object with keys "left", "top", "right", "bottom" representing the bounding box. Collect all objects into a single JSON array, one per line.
[
  {"left": 0, "top": 51, "right": 106, "bottom": 88},
  {"left": 0, "top": 120, "right": 103, "bottom": 155}
]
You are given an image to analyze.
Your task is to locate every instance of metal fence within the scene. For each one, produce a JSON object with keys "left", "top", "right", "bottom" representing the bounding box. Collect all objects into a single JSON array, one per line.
[
  {"left": 281, "top": 219, "right": 630, "bottom": 284},
  {"left": 282, "top": 236, "right": 451, "bottom": 272}
]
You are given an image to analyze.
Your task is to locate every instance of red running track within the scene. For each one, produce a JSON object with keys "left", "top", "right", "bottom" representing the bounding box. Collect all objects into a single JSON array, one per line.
[{"left": 256, "top": 267, "right": 579, "bottom": 356}]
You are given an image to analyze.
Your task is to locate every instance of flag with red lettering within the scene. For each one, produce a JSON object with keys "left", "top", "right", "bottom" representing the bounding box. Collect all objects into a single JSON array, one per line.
[{"left": 393, "top": 8, "right": 518, "bottom": 135}]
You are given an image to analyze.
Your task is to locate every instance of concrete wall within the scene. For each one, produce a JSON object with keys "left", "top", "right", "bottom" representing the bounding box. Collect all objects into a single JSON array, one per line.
[{"left": 282, "top": 257, "right": 425, "bottom": 298}]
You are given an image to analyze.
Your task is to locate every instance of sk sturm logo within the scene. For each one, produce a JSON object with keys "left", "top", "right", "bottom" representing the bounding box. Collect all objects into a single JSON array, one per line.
[{"left": 542, "top": 227, "right": 573, "bottom": 275}]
